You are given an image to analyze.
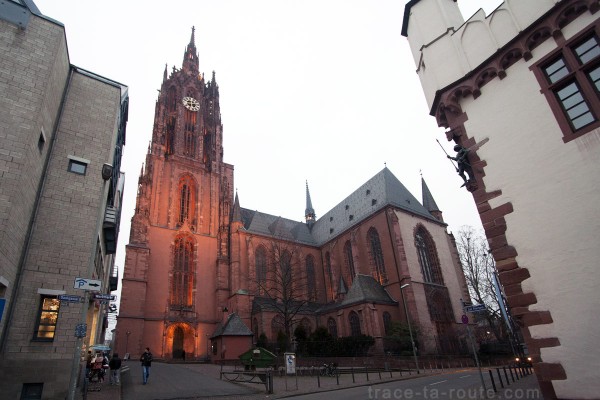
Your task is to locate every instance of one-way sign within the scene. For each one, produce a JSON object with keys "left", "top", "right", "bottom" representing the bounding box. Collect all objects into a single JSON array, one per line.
[
  {"left": 465, "top": 304, "right": 487, "bottom": 313},
  {"left": 73, "top": 278, "right": 102, "bottom": 292}
]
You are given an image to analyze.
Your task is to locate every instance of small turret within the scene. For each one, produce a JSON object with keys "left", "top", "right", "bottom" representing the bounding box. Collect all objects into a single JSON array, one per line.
[
  {"left": 421, "top": 175, "right": 443, "bottom": 222},
  {"left": 305, "top": 181, "right": 316, "bottom": 228}
]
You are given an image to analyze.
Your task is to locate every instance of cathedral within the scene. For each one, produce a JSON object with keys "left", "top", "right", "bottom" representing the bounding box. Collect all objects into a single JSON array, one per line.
[{"left": 115, "top": 29, "right": 470, "bottom": 361}]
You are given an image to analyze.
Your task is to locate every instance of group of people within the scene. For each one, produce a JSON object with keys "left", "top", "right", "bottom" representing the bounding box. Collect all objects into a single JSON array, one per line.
[
  {"left": 85, "top": 346, "right": 153, "bottom": 386},
  {"left": 85, "top": 350, "right": 122, "bottom": 385}
]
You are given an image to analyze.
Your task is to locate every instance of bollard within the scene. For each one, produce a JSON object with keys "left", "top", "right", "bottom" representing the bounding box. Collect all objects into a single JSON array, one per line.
[
  {"left": 378, "top": 369, "right": 382, "bottom": 380},
  {"left": 336, "top": 371, "right": 339, "bottom": 385},
  {"left": 509, "top": 365, "right": 515, "bottom": 382},
  {"left": 503, "top": 366, "right": 510, "bottom": 385},
  {"left": 488, "top": 370, "right": 497, "bottom": 393},
  {"left": 365, "top": 366, "right": 369, "bottom": 381},
  {"left": 496, "top": 368, "right": 504, "bottom": 389},
  {"left": 317, "top": 373, "right": 321, "bottom": 388},
  {"left": 351, "top": 367, "right": 355, "bottom": 383}
]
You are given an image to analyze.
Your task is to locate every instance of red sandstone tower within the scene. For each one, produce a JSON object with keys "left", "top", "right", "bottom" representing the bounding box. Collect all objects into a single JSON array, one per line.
[{"left": 116, "top": 28, "right": 232, "bottom": 360}]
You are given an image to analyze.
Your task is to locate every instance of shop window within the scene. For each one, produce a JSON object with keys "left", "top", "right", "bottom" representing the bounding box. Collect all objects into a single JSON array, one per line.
[{"left": 34, "top": 296, "right": 60, "bottom": 341}]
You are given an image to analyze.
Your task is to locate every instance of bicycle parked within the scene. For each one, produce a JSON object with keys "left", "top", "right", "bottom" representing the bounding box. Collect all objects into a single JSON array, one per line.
[{"left": 320, "top": 362, "right": 338, "bottom": 377}]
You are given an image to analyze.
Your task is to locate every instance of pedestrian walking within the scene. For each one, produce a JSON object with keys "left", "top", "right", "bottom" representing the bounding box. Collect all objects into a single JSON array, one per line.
[
  {"left": 85, "top": 350, "right": 93, "bottom": 379},
  {"left": 109, "top": 352, "right": 122, "bottom": 385},
  {"left": 140, "top": 347, "right": 153, "bottom": 385}
]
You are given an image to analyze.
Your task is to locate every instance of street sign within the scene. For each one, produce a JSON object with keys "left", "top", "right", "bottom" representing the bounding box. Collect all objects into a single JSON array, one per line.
[
  {"left": 0, "top": 298, "right": 5, "bottom": 322},
  {"left": 465, "top": 304, "right": 487, "bottom": 313},
  {"left": 73, "top": 278, "right": 102, "bottom": 292},
  {"left": 58, "top": 295, "right": 83, "bottom": 303},
  {"left": 93, "top": 294, "right": 116, "bottom": 301}
]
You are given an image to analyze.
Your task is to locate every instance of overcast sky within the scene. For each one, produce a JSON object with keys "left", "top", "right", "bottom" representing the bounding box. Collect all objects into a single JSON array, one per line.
[{"left": 34, "top": 0, "right": 502, "bottom": 326}]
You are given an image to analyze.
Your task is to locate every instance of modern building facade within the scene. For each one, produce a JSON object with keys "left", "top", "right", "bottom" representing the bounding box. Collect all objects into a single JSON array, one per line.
[
  {"left": 0, "top": 1, "right": 128, "bottom": 399},
  {"left": 115, "top": 30, "right": 472, "bottom": 365},
  {"left": 402, "top": 0, "right": 600, "bottom": 398}
]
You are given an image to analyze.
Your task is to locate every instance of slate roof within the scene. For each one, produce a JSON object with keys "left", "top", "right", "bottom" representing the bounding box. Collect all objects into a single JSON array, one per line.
[
  {"left": 340, "top": 274, "right": 398, "bottom": 307},
  {"left": 237, "top": 167, "right": 440, "bottom": 246},
  {"left": 210, "top": 313, "right": 253, "bottom": 338}
]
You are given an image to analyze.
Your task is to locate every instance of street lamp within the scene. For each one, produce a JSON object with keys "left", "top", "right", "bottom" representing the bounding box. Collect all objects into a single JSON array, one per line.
[{"left": 400, "top": 283, "right": 420, "bottom": 373}]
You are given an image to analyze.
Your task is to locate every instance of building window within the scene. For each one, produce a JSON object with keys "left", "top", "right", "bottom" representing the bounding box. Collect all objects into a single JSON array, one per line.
[
  {"left": 534, "top": 26, "right": 600, "bottom": 141},
  {"left": 325, "top": 252, "right": 334, "bottom": 300},
  {"left": 21, "top": 383, "right": 43, "bottom": 400},
  {"left": 367, "top": 228, "right": 387, "bottom": 284},
  {"left": 256, "top": 246, "right": 267, "bottom": 294},
  {"left": 68, "top": 159, "right": 87, "bottom": 175},
  {"left": 327, "top": 317, "right": 338, "bottom": 338},
  {"left": 34, "top": 296, "right": 60, "bottom": 341},
  {"left": 383, "top": 312, "right": 392, "bottom": 335},
  {"left": 343, "top": 240, "right": 355, "bottom": 279},
  {"left": 178, "top": 176, "right": 196, "bottom": 224},
  {"left": 171, "top": 235, "right": 195, "bottom": 308},
  {"left": 415, "top": 226, "right": 444, "bottom": 285},
  {"left": 305, "top": 255, "right": 316, "bottom": 301},
  {"left": 38, "top": 130, "right": 46, "bottom": 153},
  {"left": 348, "top": 311, "right": 361, "bottom": 336}
]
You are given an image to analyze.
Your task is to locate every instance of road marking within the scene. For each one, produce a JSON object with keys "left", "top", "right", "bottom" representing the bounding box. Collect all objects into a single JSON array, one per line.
[
  {"left": 429, "top": 380, "right": 448, "bottom": 386},
  {"left": 459, "top": 375, "right": 471, "bottom": 378}
]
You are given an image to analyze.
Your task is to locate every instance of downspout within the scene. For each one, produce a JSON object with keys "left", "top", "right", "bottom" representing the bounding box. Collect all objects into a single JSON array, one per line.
[
  {"left": 0, "top": 67, "right": 75, "bottom": 354},
  {"left": 385, "top": 207, "right": 403, "bottom": 290}
]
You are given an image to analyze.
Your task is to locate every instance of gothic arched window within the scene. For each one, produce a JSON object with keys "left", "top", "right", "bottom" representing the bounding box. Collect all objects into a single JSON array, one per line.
[
  {"left": 327, "top": 317, "right": 338, "bottom": 338},
  {"left": 367, "top": 228, "right": 387, "bottom": 283},
  {"left": 167, "top": 86, "right": 177, "bottom": 112},
  {"left": 271, "top": 315, "right": 284, "bottom": 340},
  {"left": 349, "top": 311, "right": 361, "bottom": 336},
  {"left": 178, "top": 175, "right": 196, "bottom": 225},
  {"left": 256, "top": 246, "right": 267, "bottom": 294},
  {"left": 343, "top": 240, "right": 355, "bottom": 280},
  {"left": 383, "top": 312, "right": 392, "bottom": 335},
  {"left": 183, "top": 109, "right": 197, "bottom": 157},
  {"left": 415, "top": 226, "right": 444, "bottom": 285},
  {"left": 171, "top": 235, "right": 195, "bottom": 308},
  {"left": 306, "top": 255, "right": 316, "bottom": 301},
  {"left": 325, "top": 252, "right": 334, "bottom": 300}
]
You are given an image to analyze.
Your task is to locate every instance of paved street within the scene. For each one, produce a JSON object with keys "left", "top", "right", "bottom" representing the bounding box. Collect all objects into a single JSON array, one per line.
[{"left": 84, "top": 361, "right": 541, "bottom": 400}]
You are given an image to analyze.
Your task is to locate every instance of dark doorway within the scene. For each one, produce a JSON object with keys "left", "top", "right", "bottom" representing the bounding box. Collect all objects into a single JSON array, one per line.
[{"left": 173, "top": 326, "right": 184, "bottom": 359}]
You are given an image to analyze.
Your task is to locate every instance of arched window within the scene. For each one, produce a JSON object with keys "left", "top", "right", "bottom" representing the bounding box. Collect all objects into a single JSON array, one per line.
[
  {"left": 183, "top": 109, "right": 197, "bottom": 157},
  {"left": 325, "top": 252, "right": 334, "bottom": 300},
  {"left": 178, "top": 175, "right": 196, "bottom": 224},
  {"left": 349, "top": 311, "right": 361, "bottom": 336},
  {"left": 166, "top": 116, "right": 176, "bottom": 155},
  {"left": 171, "top": 235, "right": 195, "bottom": 308},
  {"left": 253, "top": 318, "right": 259, "bottom": 343},
  {"left": 343, "top": 240, "right": 355, "bottom": 279},
  {"left": 415, "top": 226, "right": 444, "bottom": 285},
  {"left": 167, "top": 86, "right": 177, "bottom": 112},
  {"left": 383, "top": 312, "right": 392, "bottom": 335},
  {"left": 256, "top": 246, "right": 267, "bottom": 294},
  {"left": 367, "top": 228, "right": 387, "bottom": 283},
  {"left": 327, "top": 317, "right": 338, "bottom": 338},
  {"left": 271, "top": 315, "right": 284, "bottom": 341},
  {"left": 306, "top": 255, "right": 316, "bottom": 301},
  {"left": 300, "top": 318, "right": 312, "bottom": 335}
]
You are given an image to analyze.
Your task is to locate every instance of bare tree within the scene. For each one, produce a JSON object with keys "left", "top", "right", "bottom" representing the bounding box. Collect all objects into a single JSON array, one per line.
[
  {"left": 455, "top": 226, "right": 505, "bottom": 342},
  {"left": 255, "top": 241, "right": 311, "bottom": 351}
]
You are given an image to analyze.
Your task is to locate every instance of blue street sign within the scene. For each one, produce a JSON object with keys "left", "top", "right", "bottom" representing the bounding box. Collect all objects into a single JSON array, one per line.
[
  {"left": 58, "top": 295, "right": 83, "bottom": 303},
  {"left": 465, "top": 304, "right": 487, "bottom": 313},
  {"left": 0, "top": 298, "right": 5, "bottom": 322}
]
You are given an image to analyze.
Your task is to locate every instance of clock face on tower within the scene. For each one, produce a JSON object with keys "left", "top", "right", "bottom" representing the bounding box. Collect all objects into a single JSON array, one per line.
[{"left": 182, "top": 96, "right": 200, "bottom": 111}]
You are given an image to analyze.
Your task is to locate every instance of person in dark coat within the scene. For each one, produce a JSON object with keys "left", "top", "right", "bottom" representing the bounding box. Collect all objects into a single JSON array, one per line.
[
  {"left": 140, "top": 347, "right": 153, "bottom": 385},
  {"left": 109, "top": 352, "right": 122, "bottom": 385}
]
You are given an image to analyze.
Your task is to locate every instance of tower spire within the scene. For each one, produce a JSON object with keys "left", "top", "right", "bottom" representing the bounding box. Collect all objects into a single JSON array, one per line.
[
  {"left": 182, "top": 26, "right": 199, "bottom": 73},
  {"left": 421, "top": 175, "right": 443, "bottom": 222},
  {"left": 305, "top": 180, "right": 316, "bottom": 228}
]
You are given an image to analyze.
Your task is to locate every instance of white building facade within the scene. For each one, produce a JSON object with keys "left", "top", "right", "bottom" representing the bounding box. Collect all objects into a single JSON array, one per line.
[{"left": 402, "top": 1, "right": 600, "bottom": 398}]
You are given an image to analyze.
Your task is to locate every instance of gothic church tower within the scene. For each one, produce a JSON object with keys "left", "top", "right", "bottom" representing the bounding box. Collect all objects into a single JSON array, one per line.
[{"left": 117, "top": 28, "right": 233, "bottom": 360}]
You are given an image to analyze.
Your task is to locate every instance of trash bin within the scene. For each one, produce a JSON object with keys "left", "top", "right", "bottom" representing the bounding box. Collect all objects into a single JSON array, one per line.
[{"left": 239, "top": 347, "right": 276, "bottom": 370}]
